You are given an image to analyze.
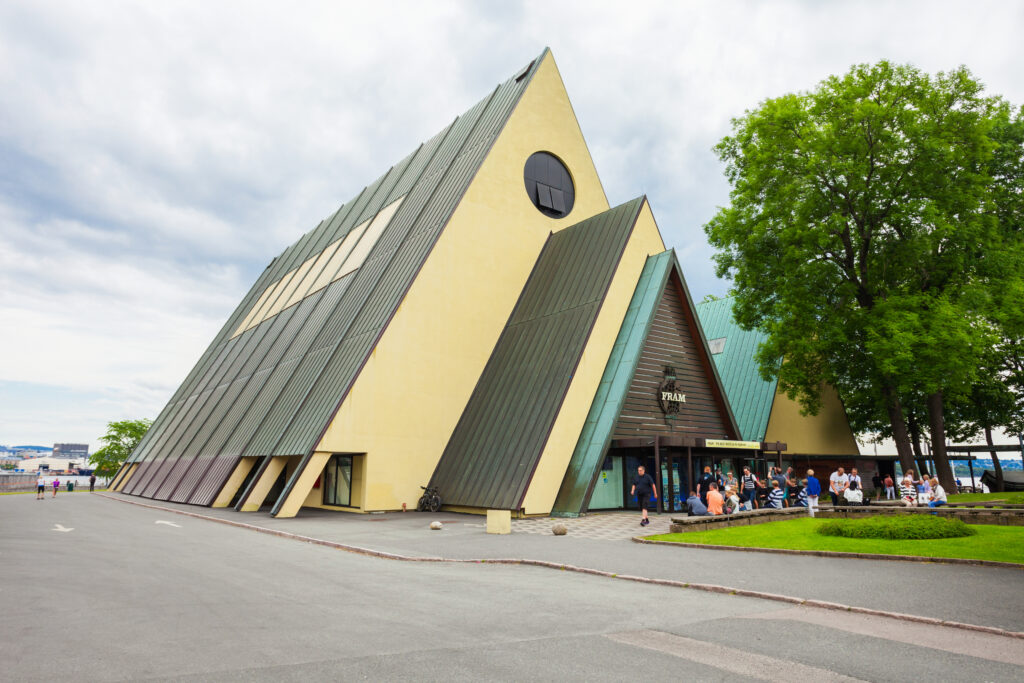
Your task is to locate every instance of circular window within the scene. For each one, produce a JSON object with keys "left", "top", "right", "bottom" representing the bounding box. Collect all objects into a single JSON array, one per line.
[{"left": 523, "top": 152, "right": 574, "bottom": 218}]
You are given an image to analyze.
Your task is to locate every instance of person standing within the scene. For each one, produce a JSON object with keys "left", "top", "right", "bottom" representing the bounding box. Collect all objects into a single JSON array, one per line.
[
  {"left": 89, "top": 474, "right": 96, "bottom": 492},
  {"left": 36, "top": 474, "right": 46, "bottom": 500},
  {"left": 630, "top": 465, "right": 657, "bottom": 527},
  {"left": 872, "top": 471, "right": 883, "bottom": 501},
  {"left": 697, "top": 466, "right": 714, "bottom": 506},
  {"left": 829, "top": 467, "right": 849, "bottom": 506},
  {"left": 848, "top": 468, "right": 862, "bottom": 494},
  {"left": 740, "top": 466, "right": 758, "bottom": 510},
  {"left": 884, "top": 474, "right": 895, "bottom": 500},
  {"left": 784, "top": 466, "right": 797, "bottom": 504},
  {"left": 52, "top": 477, "right": 60, "bottom": 498},
  {"left": 805, "top": 469, "right": 821, "bottom": 517}
]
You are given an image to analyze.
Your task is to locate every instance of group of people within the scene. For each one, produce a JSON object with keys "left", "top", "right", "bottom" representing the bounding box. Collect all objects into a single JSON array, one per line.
[
  {"left": 35, "top": 474, "right": 97, "bottom": 499},
  {"left": 680, "top": 465, "right": 824, "bottom": 517},
  {"left": 895, "top": 469, "right": 948, "bottom": 508},
  {"left": 631, "top": 461, "right": 951, "bottom": 525}
]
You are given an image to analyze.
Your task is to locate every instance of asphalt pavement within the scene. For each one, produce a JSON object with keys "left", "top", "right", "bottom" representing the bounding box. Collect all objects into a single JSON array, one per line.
[
  {"left": 97, "top": 491, "right": 1024, "bottom": 632},
  {"left": 2, "top": 492, "right": 1022, "bottom": 681}
]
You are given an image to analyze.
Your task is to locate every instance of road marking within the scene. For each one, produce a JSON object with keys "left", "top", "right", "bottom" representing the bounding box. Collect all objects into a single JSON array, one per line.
[
  {"left": 52, "top": 524, "right": 74, "bottom": 533},
  {"left": 605, "top": 630, "right": 867, "bottom": 682},
  {"left": 155, "top": 520, "right": 181, "bottom": 528},
  {"left": 742, "top": 606, "right": 1024, "bottom": 667}
]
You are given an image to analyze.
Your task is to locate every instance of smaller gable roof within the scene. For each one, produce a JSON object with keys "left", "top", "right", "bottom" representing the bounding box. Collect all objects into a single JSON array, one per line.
[
  {"left": 694, "top": 297, "right": 778, "bottom": 442},
  {"left": 430, "top": 197, "right": 646, "bottom": 510},
  {"left": 552, "top": 250, "right": 740, "bottom": 516}
]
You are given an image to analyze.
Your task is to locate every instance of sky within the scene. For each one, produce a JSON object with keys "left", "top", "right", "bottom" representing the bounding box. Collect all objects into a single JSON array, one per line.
[{"left": 2, "top": 0, "right": 1023, "bottom": 450}]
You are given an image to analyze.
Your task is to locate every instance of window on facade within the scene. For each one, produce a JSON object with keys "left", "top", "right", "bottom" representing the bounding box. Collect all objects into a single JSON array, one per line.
[
  {"left": 524, "top": 151, "right": 574, "bottom": 218},
  {"left": 708, "top": 337, "right": 727, "bottom": 355},
  {"left": 323, "top": 454, "right": 353, "bottom": 507}
]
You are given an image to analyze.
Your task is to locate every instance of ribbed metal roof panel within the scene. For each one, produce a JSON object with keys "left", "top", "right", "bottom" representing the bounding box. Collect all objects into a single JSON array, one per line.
[
  {"left": 429, "top": 198, "right": 644, "bottom": 510},
  {"left": 125, "top": 50, "right": 546, "bottom": 504},
  {"left": 694, "top": 297, "right": 778, "bottom": 441}
]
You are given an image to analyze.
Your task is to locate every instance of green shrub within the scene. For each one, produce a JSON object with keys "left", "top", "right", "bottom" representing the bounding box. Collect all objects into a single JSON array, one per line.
[{"left": 816, "top": 515, "right": 976, "bottom": 540}]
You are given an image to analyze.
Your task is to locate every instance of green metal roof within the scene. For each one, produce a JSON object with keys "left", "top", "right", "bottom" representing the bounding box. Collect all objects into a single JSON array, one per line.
[
  {"left": 694, "top": 297, "right": 778, "bottom": 442},
  {"left": 550, "top": 249, "right": 673, "bottom": 516},
  {"left": 122, "top": 50, "right": 548, "bottom": 507},
  {"left": 430, "top": 197, "right": 645, "bottom": 510}
]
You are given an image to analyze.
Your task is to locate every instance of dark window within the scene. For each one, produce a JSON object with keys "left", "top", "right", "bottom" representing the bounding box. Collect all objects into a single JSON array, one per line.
[
  {"left": 323, "top": 454, "right": 353, "bottom": 507},
  {"left": 524, "top": 152, "right": 574, "bottom": 218}
]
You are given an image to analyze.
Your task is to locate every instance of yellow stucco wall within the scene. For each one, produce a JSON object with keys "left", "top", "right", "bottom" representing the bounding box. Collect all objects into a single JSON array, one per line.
[
  {"left": 314, "top": 50, "right": 611, "bottom": 512},
  {"left": 112, "top": 463, "right": 138, "bottom": 491},
  {"left": 211, "top": 456, "right": 258, "bottom": 508},
  {"left": 520, "top": 201, "right": 666, "bottom": 515},
  {"left": 764, "top": 384, "right": 860, "bottom": 456}
]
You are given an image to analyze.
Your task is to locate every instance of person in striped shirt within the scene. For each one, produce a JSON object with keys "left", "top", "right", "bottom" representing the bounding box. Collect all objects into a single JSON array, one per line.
[{"left": 766, "top": 480, "right": 785, "bottom": 509}]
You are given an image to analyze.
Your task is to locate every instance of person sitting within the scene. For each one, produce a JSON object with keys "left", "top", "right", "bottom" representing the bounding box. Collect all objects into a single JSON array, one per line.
[
  {"left": 706, "top": 483, "right": 724, "bottom": 515},
  {"left": 724, "top": 487, "right": 741, "bottom": 514},
  {"left": 928, "top": 477, "right": 947, "bottom": 509},
  {"left": 900, "top": 470, "right": 918, "bottom": 507},
  {"left": 765, "top": 480, "right": 785, "bottom": 509},
  {"left": 844, "top": 479, "right": 864, "bottom": 505},
  {"left": 686, "top": 491, "right": 709, "bottom": 516},
  {"left": 795, "top": 481, "right": 808, "bottom": 508}
]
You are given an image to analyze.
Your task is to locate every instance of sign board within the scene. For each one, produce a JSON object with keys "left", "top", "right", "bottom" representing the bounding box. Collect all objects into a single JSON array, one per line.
[
  {"left": 704, "top": 439, "right": 761, "bottom": 450},
  {"left": 657, "top": 366, "right": 686, "bottom": 416}
]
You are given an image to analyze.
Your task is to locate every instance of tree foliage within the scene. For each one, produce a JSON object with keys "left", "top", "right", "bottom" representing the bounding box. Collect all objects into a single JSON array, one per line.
[
  {"left": 89, "top": 419, "right": 152, "bottom": 478},
  {"left": 705, "top": 60, "right": 1024, "bottom": 492}
]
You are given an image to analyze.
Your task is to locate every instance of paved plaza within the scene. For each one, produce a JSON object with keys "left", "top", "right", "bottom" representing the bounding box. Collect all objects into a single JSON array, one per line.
[{"left": 2, "top": 492, "right": 1022, "bottom": 681}]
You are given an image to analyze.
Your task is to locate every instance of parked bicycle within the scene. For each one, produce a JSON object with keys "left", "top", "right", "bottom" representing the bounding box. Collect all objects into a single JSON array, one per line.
[{"left": 418, "top": 485, "right": 442, "bottom": 512}]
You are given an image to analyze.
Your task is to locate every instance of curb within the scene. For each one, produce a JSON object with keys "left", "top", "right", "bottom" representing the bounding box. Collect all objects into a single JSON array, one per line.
[
  {"left": 632, "top": 537, "right": 1024, "bottom": 571},
  {"left": 97, "top": 493, "right": 1024, "bottom": 641}
]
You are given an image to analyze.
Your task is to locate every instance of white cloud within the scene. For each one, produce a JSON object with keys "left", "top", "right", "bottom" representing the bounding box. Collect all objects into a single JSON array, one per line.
[{"left": 1, "top": 0, "right": 1022, "bottom": 446}]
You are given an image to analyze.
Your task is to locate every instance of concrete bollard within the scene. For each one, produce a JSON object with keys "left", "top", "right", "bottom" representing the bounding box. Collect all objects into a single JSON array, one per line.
[{"left": 486, "top": 509, "right": 511, "bottom": 534}]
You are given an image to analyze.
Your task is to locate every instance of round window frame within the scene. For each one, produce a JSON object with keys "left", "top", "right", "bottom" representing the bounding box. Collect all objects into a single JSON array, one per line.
[{"left": 523, "top": 151, "right": 575, "bottom": 219}]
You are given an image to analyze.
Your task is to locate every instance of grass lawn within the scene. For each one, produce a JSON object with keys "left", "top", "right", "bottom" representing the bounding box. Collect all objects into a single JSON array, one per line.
[
  {"left": 948, "top": 491, "right": 1024, "bottom": 505},
  {"left": 646, "top": 517, "right": 1024, "bottom": 564}
]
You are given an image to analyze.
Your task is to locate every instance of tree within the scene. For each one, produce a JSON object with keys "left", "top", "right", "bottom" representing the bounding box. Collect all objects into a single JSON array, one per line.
[
  {"left": 705, "top": 60, "right": 1024, "bottom": 493},
  {"left": 90, "top": 419, "right": 152, "bottom": 478}
]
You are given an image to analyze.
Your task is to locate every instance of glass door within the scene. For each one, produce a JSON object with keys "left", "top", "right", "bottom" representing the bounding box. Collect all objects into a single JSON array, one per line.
[{"left": 323, "top": 454, "right": 353, "bottom": 507}]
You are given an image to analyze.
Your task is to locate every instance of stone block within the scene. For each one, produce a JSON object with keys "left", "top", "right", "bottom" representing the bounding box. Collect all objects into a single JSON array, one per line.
[{"left": 486, "top": 509, "right": 511, "bottom": 535}]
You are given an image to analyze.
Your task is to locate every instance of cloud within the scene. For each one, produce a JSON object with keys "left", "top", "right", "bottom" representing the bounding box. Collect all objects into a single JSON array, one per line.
[{"left": 1, "top": 0, "right": 1022, "bottom": 446}]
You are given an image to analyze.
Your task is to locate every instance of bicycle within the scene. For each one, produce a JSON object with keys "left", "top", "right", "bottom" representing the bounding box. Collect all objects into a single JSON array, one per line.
[{"left": 418, "top": 485, "right": 442, "bottom": 513}]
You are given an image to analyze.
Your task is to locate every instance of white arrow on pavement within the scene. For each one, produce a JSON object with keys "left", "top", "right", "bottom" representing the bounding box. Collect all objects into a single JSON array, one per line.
[
  {"left": 52, "top": 524, "right": 74, "bottom": 533},
  {"left": 155, "top": 520, "right": 181, "bottom": 528}
]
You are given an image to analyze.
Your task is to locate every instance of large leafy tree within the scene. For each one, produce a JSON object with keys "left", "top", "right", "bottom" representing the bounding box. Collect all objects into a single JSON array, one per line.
[
  {"left": 705, "top": 60, "right": 1024, "bottom": 493},
  {"left": 90, "top": 419, "right": 152, "bottom": 478}
]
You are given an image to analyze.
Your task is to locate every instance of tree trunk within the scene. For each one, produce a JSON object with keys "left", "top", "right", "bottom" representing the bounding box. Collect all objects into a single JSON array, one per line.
[
  {"left": 925, "top": 391, "right": 957, "bottom": 493},
  {"left": 984, "top": 425, "right": 1004, "bottom": 492},
  {"left": 908, "top": 412, "right": 929, "bottom": 475},
  {"left": 881, "top": 384, "right": 916, "bottom": 475}
]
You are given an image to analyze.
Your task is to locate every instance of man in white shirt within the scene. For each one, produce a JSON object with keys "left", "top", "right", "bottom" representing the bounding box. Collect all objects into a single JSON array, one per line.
[
  {"left": 829, "top": 467, "right": 849, "bottom": 506},
  {"left": 928, "top": 477, "right": 948, "bottom": 508}
]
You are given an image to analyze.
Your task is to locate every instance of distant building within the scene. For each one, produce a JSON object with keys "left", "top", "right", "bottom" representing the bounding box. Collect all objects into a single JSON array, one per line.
[
  {"left": 17, "top": 456, "right": 82, "bottom": 473},
  {"left": 53, "top": 443, "right": 89, "bottom": 459}
]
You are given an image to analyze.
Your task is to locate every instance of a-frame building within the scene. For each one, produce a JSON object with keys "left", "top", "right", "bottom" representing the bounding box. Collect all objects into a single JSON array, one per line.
[{"left": 113, "top": 49, "right": 847, "bottom": 517}]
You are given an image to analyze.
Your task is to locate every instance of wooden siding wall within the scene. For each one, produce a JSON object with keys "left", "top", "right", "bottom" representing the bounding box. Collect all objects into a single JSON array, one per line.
[{"left": 613, "top": 273, "right": 733, "bottom": 441}]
